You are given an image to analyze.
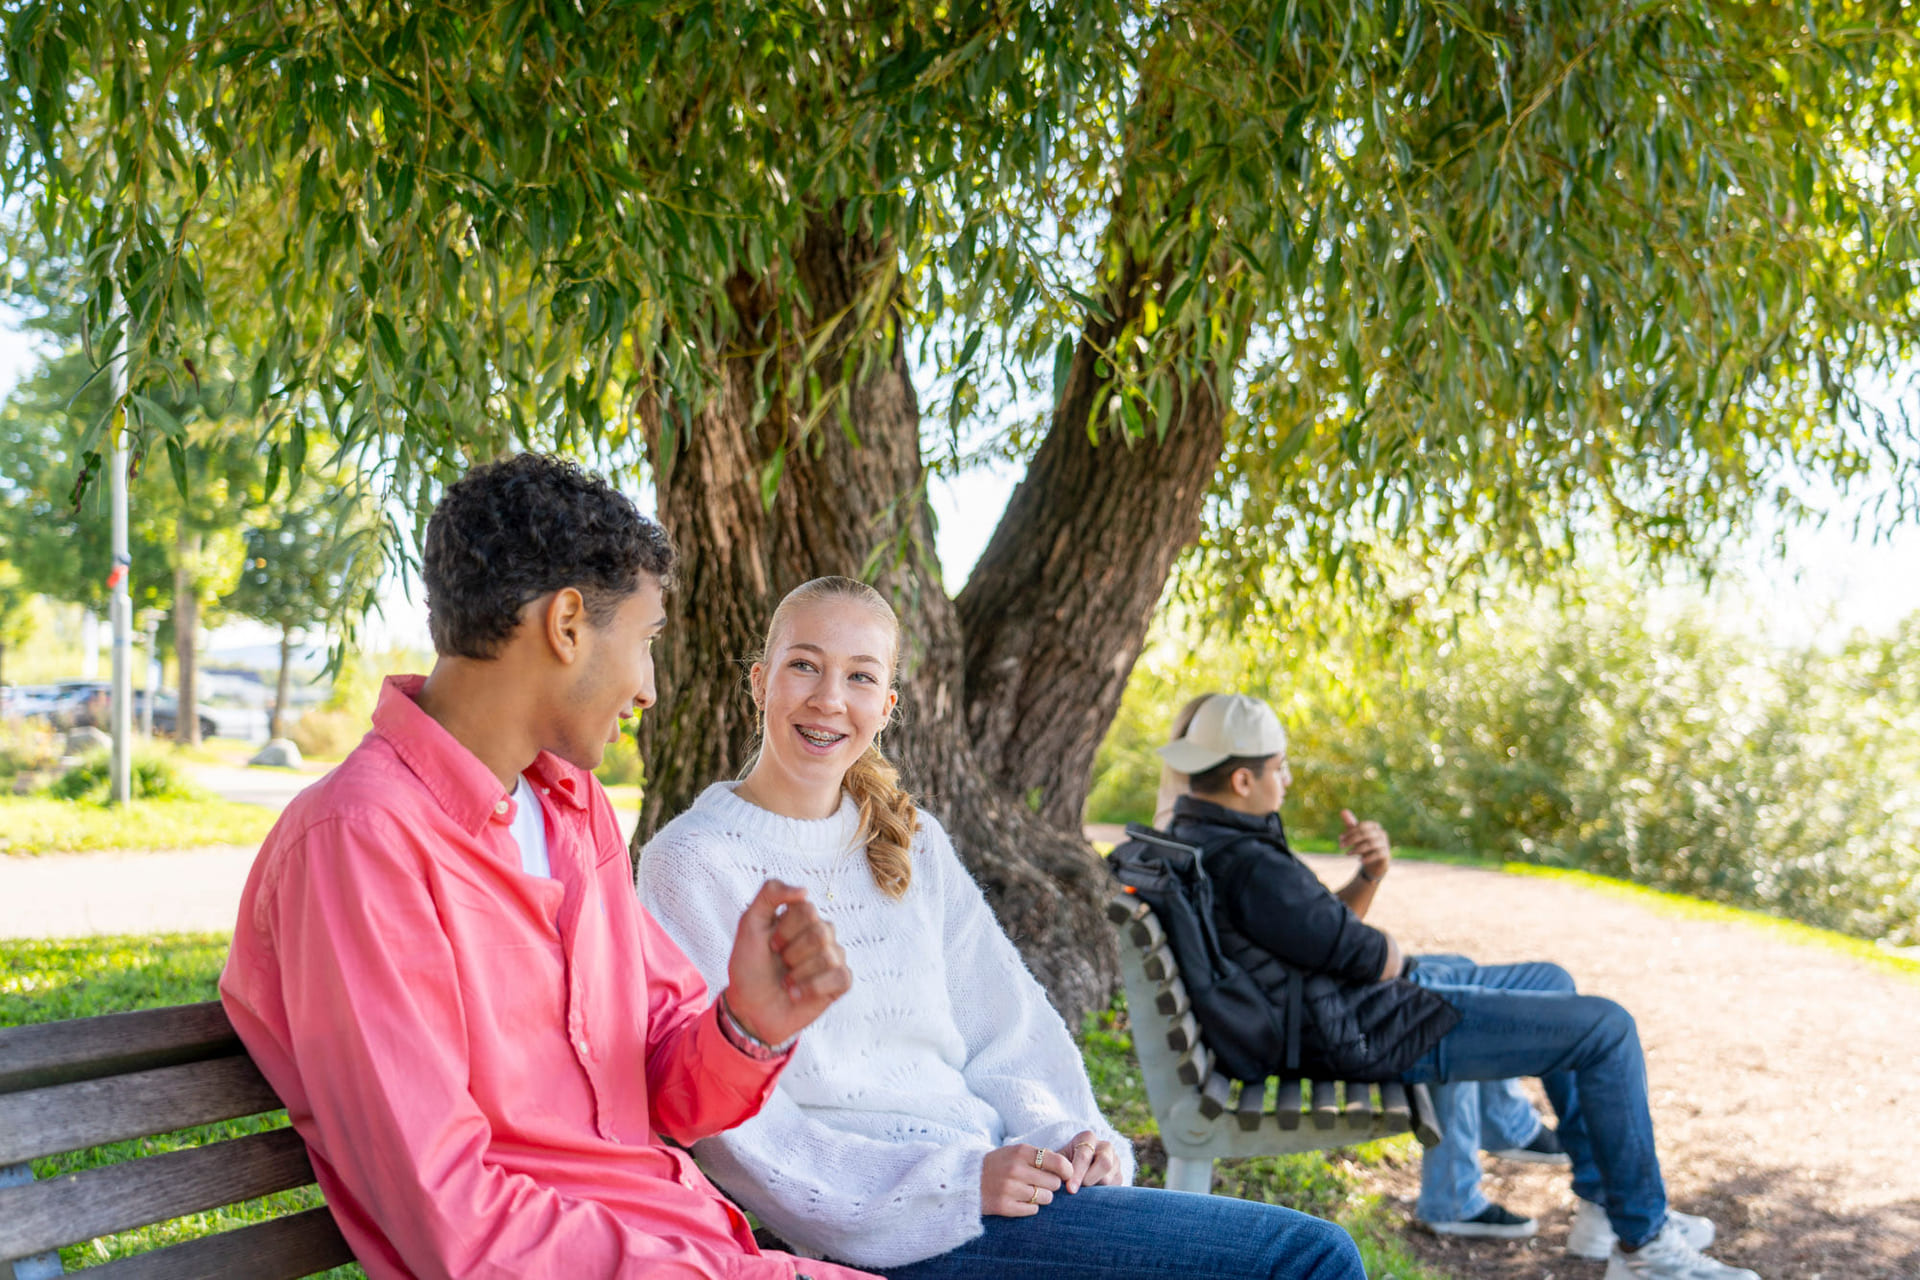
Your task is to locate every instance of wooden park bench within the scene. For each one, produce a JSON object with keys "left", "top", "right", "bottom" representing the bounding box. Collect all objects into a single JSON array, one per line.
[
  {"left": 0, "top": 1002, "right": 354, "bottom": 1279},
  {"left": 1108, "top": 893, "right": 1444, "bottom": 1194}
]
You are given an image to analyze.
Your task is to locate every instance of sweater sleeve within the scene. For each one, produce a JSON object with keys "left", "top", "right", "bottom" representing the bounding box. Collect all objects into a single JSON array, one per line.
[
  {"left": 638, "top": 824, "right": 997, "bottom": 1270},
  {"left": 924, "top": 820, "right": 1137, "bottom": 1183}
]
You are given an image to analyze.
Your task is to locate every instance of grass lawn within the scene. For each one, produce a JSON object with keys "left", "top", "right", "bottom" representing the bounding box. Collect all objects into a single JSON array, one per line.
[
  {"left": 3, "top": 933, "right": 1454, "bottom": 1279},
  {"left": 0, "top": 795, "right": 277, "bottom": 855}
]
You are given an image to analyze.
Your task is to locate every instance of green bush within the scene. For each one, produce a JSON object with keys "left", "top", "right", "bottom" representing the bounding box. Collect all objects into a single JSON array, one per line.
[
  {"left": 44, "top": 749, "right": 206, "bottom": 803},
  {"left": 287, "top": 708, "right": 366, "bottom": 761},
  {"left": 0, "top": 717, "right": 60, "bottom": 779},
  {"left": 595, "top": 726, "right": 644, "bottom": 788},
  {"left": 1092, "top": 588, "right": 1920, "bottom": 948}
]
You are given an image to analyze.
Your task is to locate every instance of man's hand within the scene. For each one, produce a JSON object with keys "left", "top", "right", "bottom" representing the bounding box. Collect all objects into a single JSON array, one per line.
[
  {"left": 981, "top": 1143, "right": 1071, "bottom": 1216},
  {"left": 724, "top": 879, "right": 851, "bottom": 1047},
  {"left": 1339, "top": 809, "right": 1391, "bottom": 882},
  {"left": 1061, "top": 1129, "right": 1124, "bottom": 1192}
]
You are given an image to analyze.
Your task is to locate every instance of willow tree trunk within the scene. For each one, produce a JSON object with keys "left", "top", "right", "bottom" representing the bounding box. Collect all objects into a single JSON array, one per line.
[
  {"left": 171, "top": 527, "right": 201, "bottom": 748},
  {"left": 637, "top": 220, "right": 1120, "bottom": 1020},
  {"left": 956, "top": 334, "right": 1231, "bottom": 833}
]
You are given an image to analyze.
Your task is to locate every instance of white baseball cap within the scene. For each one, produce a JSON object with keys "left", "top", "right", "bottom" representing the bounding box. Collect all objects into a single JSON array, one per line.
[{"left": 1155, "top": 694, "right": 1287, "bottom": 774}]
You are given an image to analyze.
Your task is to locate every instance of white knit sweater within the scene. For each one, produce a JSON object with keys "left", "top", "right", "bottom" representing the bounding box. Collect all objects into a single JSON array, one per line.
[{"left": 638, "top": 783, "right": 1134, "bottom": 1270}]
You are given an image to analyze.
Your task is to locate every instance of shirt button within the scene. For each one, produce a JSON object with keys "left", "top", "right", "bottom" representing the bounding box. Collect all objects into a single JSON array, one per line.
[{"left": 494, "top": 799, "right": 509, "bottom": 815}]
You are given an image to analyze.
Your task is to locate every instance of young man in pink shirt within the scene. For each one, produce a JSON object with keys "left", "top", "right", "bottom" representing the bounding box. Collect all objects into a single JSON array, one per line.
[{"left": 220, "top": 454, "right": 875, "bottom": 1280}]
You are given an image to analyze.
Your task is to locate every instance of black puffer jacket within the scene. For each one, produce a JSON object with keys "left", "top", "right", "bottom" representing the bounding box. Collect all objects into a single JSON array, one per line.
[{"left": 1169, "top": 797, "right": 1459, "bottom": 1081}]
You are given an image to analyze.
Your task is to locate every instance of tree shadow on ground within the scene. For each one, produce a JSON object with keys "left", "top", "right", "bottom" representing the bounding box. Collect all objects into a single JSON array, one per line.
[{"left": 1359, "top": 1157, "right": 1920, "bottom": 1279}]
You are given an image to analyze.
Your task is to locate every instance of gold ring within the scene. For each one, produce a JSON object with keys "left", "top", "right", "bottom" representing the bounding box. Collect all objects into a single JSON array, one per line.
[
  {"left": 1073, "top": 1141, "right": 1096, "bottom": 1157},
  {"left": 1032, "top": 1147, "right": 1048, "bottom": 1169},
  {"left": 1026, "top": 1185, "right": 1042, "bottom": 1204}
]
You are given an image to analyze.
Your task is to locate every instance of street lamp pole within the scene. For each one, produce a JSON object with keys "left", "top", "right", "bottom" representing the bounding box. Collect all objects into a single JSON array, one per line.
[{"left": 108, "top": 324, "right": 132, "bottom": 806}]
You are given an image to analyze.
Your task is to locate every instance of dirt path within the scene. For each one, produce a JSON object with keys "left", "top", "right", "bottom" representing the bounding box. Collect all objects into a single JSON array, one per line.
[{"left": 1297, "top": 855, "right": 1920, "bottom": 1280}]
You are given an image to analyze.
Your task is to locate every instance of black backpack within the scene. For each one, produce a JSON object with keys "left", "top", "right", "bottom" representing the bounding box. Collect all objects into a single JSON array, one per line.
[{"left": 1107, "top": 822, "right": 1300, "bottom": 1083}]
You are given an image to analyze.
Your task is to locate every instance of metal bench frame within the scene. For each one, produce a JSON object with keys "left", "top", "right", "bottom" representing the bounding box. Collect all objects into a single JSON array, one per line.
[
  {"left": 1108, "top": 893, "right": 1443, "bottom": 1194},
  {"left": 0, "top": 1002, "right": 353, "bottom": 1279}
]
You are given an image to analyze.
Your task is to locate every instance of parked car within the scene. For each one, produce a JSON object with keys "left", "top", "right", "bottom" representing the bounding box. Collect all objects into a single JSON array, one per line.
[{"left": 56, "top": 683, "right": 219, "bottom": 740}]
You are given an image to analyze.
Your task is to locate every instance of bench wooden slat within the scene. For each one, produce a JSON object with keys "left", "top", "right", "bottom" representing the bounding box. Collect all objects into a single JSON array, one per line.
[
  {"left": 1235, "top": 1078, "right": 1266, "bottom": 1131},
  {"left": 1126, "top": 913, "right": 1165, "bottom": 951},
  {"left": 1165, "top": 1011, "right": 1202, "bottom": 1054},
  {"left": 1152, "top": 976, "right": 1190, "bottom": 1018},
  {"left": 81, "top": 1206, "right": 354, "bottom": 1280},
  {"left": 0, "top": 1004, "right": 240, "bottom": 1096},
  {"left": 1342, "top": 1081, "right": 1373, "bottom": 1127},
  {"left": 1142, "top": 946, "right": 1177, "bottom": 983},
  {"left": 0, "top": 1127, "right": 316, "bottom": 1260},
  {"left": 1409, "top": 1082, "right": 1444, "bottom": 1148},
  {"left": 1174, "top": 1042, "right": 1210, "bottom": 1087},
  {"left": 1379, "top": 1081, "right": 1412, "bottom": 1132},
  {"left": 1198, "top": 1073, "right": 1233, "bottom": 1120},
  {"left": 1274, "top": 1078, "right": 1302, "bottom": 1130},
  {"left": 0, "top": 1056, "right": 283, "bottom": 1166},
  {"left": 1309, "top": 1079, "right": 1338, "bottom": 1130}
]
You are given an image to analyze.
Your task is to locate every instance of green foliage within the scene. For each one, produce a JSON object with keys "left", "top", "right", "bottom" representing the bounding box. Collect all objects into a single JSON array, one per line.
[
  {"left": 0, "top": 717, "right": 60, "bottom": 779},
  {"left": 286, "top": 707, "right": 364, "bottom": 762},
  {"left": 594, "top": 726, "right": 645, "bottom": 788},
  {"left": 45, "top": 747, "right": 202, "bottom": 801},
  {"left": 3, "top": 0, "right": 1916, "bottom": 607},
  {"left": 1093, "top": 585, "right": 1920, "bottom": 946}
]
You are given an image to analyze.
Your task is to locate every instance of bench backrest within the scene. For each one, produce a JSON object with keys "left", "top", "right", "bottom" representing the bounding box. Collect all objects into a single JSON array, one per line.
[{"left": 0, "top": 1002, "right": 354, "bottom": 1279}]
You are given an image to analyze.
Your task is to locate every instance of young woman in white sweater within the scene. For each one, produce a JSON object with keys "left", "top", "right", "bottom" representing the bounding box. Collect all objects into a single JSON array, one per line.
[{"left": 639, "top": 577, "right": 1364, "bottom": 1280}]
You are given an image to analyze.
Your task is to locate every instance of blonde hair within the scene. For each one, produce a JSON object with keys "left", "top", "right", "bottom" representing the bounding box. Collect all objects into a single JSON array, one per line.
[
  {"left": 1153, "top": 693, "right": 1218, "bottom": 828},
  {"left": 757, "top": 576, "right": 919, "bottom": 898}
]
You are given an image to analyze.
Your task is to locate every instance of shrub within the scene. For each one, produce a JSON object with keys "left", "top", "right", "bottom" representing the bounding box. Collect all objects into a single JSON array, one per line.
[
  {"left": 1092, "top": 588, "right": 1920, "bottom": 947},
  {"left": 595, "top": 727, "right": 644, "bottom": 788},
  {"left": 44, "top": 749, "right": 206, "bottom": 803},
  {"left": 287, "top": 708, "right": 366, "bottom": 761},
  {"left": 0, "top": 718, "right": 60, "bottom": 779}
]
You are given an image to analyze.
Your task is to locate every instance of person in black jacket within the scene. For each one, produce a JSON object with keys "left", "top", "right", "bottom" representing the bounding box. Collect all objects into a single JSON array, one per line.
[{"left": 1162, "top": 694, "right": 1759, "bottom": 1280}]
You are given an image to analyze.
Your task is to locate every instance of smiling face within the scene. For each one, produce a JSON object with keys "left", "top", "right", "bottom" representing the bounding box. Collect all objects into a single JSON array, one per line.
[
  {"left": 546, "top": 572, "right": 666, "bottom": 772},
  {"left": 743, "top": 595, "right": 899, "bottom": 819}
]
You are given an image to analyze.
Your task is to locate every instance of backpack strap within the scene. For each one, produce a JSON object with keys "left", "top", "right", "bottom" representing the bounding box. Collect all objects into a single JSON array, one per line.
[{"left": 1193, "top": 831, "right": 1303, "bottom": 1074}]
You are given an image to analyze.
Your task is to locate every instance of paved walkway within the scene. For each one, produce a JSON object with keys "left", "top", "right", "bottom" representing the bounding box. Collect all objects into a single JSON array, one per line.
[{"left": 2, "top": 765, "right": 641, "bottom": 939}]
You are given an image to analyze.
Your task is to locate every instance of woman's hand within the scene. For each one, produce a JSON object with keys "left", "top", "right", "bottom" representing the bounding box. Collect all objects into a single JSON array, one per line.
[
  {"left": 1061, "top": 1129, "right": 1124, "bottom": 1191},
  {"left": 980, "top": 1143, "right": 1072, "bottom": 1216}
]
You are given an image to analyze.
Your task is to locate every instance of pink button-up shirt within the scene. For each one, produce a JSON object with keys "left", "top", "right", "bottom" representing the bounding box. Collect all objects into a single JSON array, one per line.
[{"left": 220, "top": 676, "right": 870, "bottom": 1280}]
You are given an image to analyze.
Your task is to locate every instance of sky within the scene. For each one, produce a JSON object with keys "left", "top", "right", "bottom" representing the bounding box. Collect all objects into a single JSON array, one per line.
[{"left": 3, "top": 312, "right": 1916, "bottom": 667}]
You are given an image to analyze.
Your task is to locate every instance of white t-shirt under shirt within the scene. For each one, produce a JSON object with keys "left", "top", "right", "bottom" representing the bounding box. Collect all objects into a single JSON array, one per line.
[{"left": 508, "top": 775, "right": 550, "bottom": 878}]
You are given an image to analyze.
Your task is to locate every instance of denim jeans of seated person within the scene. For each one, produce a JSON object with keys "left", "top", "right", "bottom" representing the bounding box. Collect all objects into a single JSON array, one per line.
[
  {"left": 1400, "top": 962, "right": 1669, "bottom": 1248},
  {"left": 877, "top": 1185, "right": 1365, "bottom": 1280},
  {"left": 1406, "top": 953, "right": 1576, "bottom": 1223}
]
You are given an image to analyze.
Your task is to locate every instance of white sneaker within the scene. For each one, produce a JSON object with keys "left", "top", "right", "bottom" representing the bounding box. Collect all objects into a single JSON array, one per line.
[
  {"left": 1569, "top": 1198, "right": 1716, "bottom": 1260},
  {"left": 1603, "top": 1218, "right": 1757, "bottom": 1280}
]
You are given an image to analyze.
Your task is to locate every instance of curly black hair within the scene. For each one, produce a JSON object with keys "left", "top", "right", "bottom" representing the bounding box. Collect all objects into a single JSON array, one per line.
[{"left": 422, "top": 454, "right": 675, "bottom": 659}]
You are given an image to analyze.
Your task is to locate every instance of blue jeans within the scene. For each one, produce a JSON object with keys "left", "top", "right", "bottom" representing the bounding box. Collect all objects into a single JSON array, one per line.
[
  {"left": 1406, "top": 954, "right": 1556, "bottom": 1222},
  {"left": 1400, "top": 959, "right": 1667, "bottom": 1247},
  {"left": 879, "top": 1185, "right": 1364, "bottom": 1280}
]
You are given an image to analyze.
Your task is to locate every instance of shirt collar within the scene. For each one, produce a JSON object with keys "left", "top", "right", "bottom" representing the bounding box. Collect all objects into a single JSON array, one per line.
[
  {"left": 370, "top": 675, "right": 511, "bottom": 835},
  {"left": 1171, "top": 793, "right": 1289, "bottom": 843}
]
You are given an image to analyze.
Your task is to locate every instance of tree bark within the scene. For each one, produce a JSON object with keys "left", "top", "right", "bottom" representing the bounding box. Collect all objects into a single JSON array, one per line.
[
  {"left": 172, "top": 526, "right": 201, "bottom": 747},
  {"left": 954, "top": 335, "right": 1231, "bottom": 834},
  {"left": 637, "top": 217, "right": 1118, "bottom": 1021},
  {"left": 271, "top": 628, "right": 293, "bottom": 741}
]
